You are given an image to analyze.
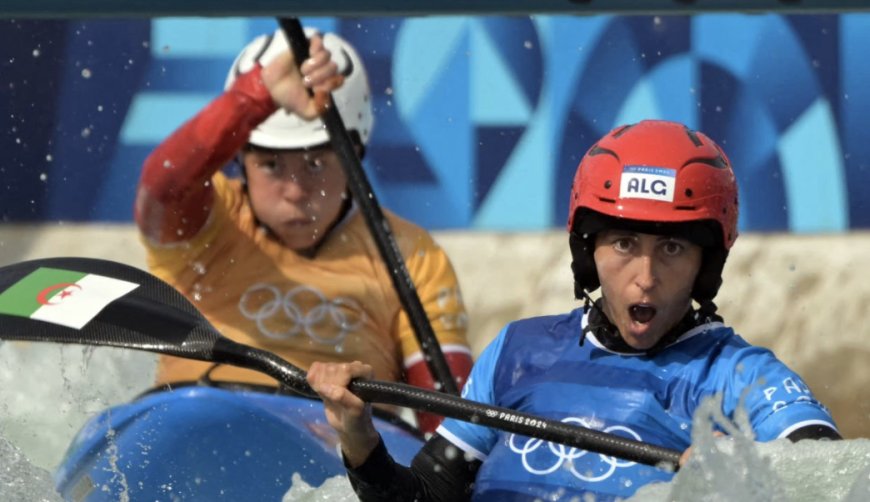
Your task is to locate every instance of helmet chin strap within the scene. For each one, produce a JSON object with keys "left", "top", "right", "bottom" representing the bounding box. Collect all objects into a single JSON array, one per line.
[{"left": 579, "top": 290, "right": 614, "bottom": 348}]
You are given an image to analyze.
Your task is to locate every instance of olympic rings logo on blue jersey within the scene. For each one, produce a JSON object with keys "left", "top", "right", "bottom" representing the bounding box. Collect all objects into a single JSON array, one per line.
[
  {"left": 238, "top": 283, "right": 366, "bottom": 346},
  {"left": 507, "top": 417, "right": 639, "bottom": 482}
]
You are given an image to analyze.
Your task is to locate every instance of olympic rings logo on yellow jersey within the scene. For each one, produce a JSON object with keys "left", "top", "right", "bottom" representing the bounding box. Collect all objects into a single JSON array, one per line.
[{"left": 238, "top": 283, "right": 366, "bottom": 346}]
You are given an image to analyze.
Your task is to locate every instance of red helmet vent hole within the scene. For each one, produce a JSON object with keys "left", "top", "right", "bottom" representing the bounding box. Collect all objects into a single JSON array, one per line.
[
  {"left": 685, "top": 188, "right": 693, "bottom": 197},
  {"left": 604, "top": 180, "right": 612, "bottom": 189}
]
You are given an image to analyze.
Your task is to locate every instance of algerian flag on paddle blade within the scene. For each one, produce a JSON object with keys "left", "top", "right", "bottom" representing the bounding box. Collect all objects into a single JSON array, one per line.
[{"left": 0, "top": 267, "right": 139, "bottom": 329}]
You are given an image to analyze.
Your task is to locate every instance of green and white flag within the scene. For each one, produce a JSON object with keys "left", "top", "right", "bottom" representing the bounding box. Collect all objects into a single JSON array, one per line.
[{"left": 0, "top": 267, "right": 139, "bottom": 329}]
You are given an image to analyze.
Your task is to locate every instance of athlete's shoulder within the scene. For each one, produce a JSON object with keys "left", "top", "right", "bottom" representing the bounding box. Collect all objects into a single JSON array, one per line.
[
  {"left": 507, "top": 308, "right": 582, "bottom": 331},
  {"left": 383, "top": 208, "right": 438, "bottom": 247},
  {"left": 211, "top": 171, "right": 246, "bottom": 206},
  {"left": 382, "top": 207, "right": 426, "bottom": 231},
  {"left": 500, "top": 309, "right": 584, "bottom": 348},
  {"left": 346, "top": 207, "right": 443, "bottom": 259},
  {"left": 669, "top": 321, "right": 743, "bottom": 352}
]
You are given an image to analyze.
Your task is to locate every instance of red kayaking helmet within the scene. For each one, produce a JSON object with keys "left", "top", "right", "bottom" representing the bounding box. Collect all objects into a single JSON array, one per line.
[{"left": 567, "top": 120, "right": 739, "bottom": 303}]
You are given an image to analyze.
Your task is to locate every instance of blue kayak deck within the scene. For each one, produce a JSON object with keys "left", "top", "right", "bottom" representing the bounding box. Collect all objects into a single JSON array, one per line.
[{"left": 55, "top": 386, "right": 423, "bottom": 501}]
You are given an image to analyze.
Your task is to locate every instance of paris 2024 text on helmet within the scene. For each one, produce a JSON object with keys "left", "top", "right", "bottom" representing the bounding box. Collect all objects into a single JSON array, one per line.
[
  {"left": 225, "top": 28, "right": 374, "bottom": 150},
  {"left": 567, "top": 119, "right": 739, "bottom": 305}
]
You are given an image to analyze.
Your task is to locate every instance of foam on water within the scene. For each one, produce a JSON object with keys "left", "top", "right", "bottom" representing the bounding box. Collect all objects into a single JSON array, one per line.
[
  {"left": 630, "top": 396, "right": 870, "bottom": 502},
  {"left": 282, "top": 473, "right": 357, "bottom": 502},
  {"left": 0, "top": 342, "right": 155, "bottom": 470},
  {"left": 0, "top": 435, "right": 62, "bottom": 502}
]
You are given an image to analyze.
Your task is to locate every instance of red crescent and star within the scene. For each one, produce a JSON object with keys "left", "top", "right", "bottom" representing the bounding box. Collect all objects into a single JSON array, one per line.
[{"left": 36, "top": 283, "right": 81, "bottom": 305}]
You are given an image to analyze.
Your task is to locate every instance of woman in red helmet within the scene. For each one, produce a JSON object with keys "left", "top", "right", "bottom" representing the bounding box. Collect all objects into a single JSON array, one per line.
[{"left": 306, "top": 120, "right": 840, "bottom": 501}]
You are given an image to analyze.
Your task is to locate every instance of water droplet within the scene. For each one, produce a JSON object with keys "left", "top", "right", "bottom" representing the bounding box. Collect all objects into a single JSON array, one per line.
[
  {"left": 39, "top": 173, "right": 47, "bottom": 182},
  {"left": 320, "top": 189, "right": 326, "bottom": 197},
  {"left": 81, "top": 127, "right": 91, "bottom": 138},
  {"left": 192, "top": 262, "right": 206, "bottom": 275},
  {"left": 523, "top": 40, "right": 533, "bottom": 49},
  {"left": 32, "top": 49, "right": 40, "bottom": 58},
  {"left": 81, "top": 68, "right": 92, "bottom": 79},
  {"left": 384, "top": 87, "right": 393, "bottom": 95},
  {"left": 163, "top": 160, "right": 173, "bottom": 169}
]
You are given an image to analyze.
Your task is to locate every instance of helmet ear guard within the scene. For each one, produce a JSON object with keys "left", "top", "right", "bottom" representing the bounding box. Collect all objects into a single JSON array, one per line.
[
  {"left": 569, "top": 230, "right": 598, "bottom": 300},
  {"left": 692, "top": 247, "right": 728, "bottom": 303}
]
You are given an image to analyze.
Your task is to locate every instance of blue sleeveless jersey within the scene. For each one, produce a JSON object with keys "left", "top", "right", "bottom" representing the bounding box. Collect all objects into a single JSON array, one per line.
[{"left": 437, "top": 308, "right": 837, "bottom": 501}]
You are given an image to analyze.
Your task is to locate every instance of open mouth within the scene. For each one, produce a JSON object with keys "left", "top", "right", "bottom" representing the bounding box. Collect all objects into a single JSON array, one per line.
[{"left": 629, "top": 304, "right": 657, "bottom": 324}]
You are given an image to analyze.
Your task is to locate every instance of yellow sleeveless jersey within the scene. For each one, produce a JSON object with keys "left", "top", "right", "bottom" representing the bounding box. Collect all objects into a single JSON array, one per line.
[{"left": 144, "top": 172, "right": 470, "bottom": 386}]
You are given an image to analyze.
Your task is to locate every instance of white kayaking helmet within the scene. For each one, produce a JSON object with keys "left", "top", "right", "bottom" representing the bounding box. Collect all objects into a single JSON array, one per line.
[{"left": 225, "top": 28, "right": 374, "bottom": 150}]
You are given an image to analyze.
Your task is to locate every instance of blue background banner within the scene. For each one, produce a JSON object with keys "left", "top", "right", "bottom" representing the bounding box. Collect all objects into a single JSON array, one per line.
[{"left": 1, "top": 14, "right": 867, "bottom": 232}]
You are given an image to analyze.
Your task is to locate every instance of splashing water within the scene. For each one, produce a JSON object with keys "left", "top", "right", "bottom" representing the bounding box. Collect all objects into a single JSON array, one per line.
[
  {"left": 629, "top": 396, "right": 870, "bottom": 502},
  {"left": 0, "top": 343, "right": 155, "bottom": 470},
  {"left": 0, "top": 435, "right": 62, "bottom": 502},
  {"left": 282, "top": 473, "right": 358, "bottom": 502}
]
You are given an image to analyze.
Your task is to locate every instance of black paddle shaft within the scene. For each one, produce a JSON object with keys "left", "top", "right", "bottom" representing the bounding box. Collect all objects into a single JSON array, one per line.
[
  {"left": 277, "top": 17, "right": 459, "bottom": 396},
  {"left": 217, "top": 338, "right": 681, "bottom": 470}
]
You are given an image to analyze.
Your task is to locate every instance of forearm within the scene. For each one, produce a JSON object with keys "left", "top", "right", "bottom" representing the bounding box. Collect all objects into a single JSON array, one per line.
[
  {"left": 346, "top": 434, "right": 479, "bottom": 502},
  {"left": 135, "top": 67, "right": 276, "bottom": 243}
]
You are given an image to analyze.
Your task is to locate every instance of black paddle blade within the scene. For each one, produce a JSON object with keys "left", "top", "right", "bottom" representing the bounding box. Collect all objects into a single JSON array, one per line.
[{"left": 0, "top": 257, "right": 220, "bottom": 360}]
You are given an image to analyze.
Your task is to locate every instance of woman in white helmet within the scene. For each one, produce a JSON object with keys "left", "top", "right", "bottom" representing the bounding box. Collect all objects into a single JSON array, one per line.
[{"left": 134, "top": 29, "right": 473, "bottom": 433}]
